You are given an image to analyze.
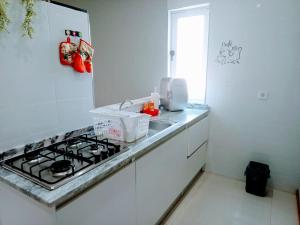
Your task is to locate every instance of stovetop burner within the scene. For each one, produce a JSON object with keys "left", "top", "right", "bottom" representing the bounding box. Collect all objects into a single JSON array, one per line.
[
  {"left": 89, "top": 144, "right": 103, "bottom": 155},
  {"left": 50, "top": 160, "right": 73, "bottom": 177},
  {"left": 25, "top": 150, "right": 43, "bottom": 164},
  {"left": 2, "top": 134, "right": 129, "bottom": 190},
  {"left": 90, "top": 144, "right": 98, "bottom": 150}
]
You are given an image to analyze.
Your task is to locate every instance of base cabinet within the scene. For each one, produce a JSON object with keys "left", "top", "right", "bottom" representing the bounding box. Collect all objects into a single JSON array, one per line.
[
  {"left": 56, "top": 164, "right": 136, "bottom": 225},
  {"left": 0, "top": 183, "right": 56, "bottom": 225},
  {"left": 0, "top": 116, "right": 209, "bottom": 225},
  {"left": 57, "top": 117, "right": 208, "bottom": 225},
  {"left": 136, "top": 130, "right": 188, "bottom": 225}
]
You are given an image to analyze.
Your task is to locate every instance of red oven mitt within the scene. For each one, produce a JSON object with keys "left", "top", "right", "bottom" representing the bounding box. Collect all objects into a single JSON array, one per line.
[
  {"left": 84, "top": 57, "right": 93, "bottom": 73},
  {"left": 78, "top": 39, "right": 94, "bottom": 73},
  {"left": 59, "top": 37, "right": 78, "bottom": 66},
  {"left": 72, "top": 52, "right": 85, "bottom": 73}
]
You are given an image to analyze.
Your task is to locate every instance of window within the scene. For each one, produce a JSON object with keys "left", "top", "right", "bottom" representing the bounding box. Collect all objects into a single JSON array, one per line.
[{"left": 169, "top": 5, "right": 209, "bottom": 103}]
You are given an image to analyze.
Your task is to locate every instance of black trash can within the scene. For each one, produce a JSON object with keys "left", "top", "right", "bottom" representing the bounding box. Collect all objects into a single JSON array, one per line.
[{"left": 244, "top": 161, "right": 270, "bottom": 197}]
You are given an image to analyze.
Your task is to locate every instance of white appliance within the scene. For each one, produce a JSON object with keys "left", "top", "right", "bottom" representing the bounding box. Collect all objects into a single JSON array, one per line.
[
  {"left": 0, "top": 1, "right": 94, "bottom": 151},
  {"left": 160, "top": 77, "right": 188, "bottom": 111}
]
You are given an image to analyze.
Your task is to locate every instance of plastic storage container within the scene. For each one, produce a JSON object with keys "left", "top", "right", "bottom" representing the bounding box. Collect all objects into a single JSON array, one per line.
[
  {"left": 244, "top": 161, "right": 270, "bottom": 197},
  {"left": 90, "top": 108, "right": 150, "bottom": 142}
]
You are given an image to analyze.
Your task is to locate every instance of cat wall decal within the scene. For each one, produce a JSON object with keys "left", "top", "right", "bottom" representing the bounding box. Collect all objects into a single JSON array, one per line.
[{"left": 216, "top": 40, "right": 242, "bottom": 64}]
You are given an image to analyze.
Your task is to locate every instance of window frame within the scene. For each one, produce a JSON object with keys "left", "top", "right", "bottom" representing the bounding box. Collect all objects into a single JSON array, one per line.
[{"left": 168, "top": 4, "right": 210, "bottom": 104}]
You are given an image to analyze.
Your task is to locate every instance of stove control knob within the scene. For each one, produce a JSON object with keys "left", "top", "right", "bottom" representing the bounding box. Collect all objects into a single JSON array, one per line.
[
  {"left": 108, "top": 147, "right": 115, "bottom": 157},
  {"left": 115, "top": 146, "right": 121, "bottom": 153},
  {"left": 101, "top": 150, "right": 109, "bottom": 160}
]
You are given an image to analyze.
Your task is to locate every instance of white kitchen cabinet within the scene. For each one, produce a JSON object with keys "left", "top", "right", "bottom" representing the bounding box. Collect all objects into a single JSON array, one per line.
[
  {"left": 0, "top": 183, "right": 56, "bottom": 225},
  {"left": 136, "top": 130, "right": 188, "bottom": 225},
  {"left": 56, "top": 164, "right": 136, "bottom": 225},
  {"left": 185, "top": 116, "right": 209, "bottom": 181},
  {"left": 0, "top": 115, "right": 209, "bottom": 225},
  {"left": 187, "top": 116, "right": 209, "bottom": 157}
]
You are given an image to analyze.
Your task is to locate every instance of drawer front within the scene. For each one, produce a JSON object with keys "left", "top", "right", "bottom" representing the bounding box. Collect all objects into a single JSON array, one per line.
[
  {"left": 187, "top": 142, "right": 207, "bottom": 180},
  {"left": 187, "top": 116, "right": 209, "bottom": 156}
]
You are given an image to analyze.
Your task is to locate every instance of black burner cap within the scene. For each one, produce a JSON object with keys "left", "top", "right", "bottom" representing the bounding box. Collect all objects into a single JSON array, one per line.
[
  {"left": 50, "top": 160, "right": 71, "bottom": 173},
  {"left": 90, "top": 144, "right": 98, "bottom": 151},
  {"left": 25, "top": 151, "right": 40, "bottom": 161}
]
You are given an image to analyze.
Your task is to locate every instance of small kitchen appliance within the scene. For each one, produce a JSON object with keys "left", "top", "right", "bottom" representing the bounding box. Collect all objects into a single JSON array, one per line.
[{"left": 160, "top": 77, "right": 188, "bottom": 111}]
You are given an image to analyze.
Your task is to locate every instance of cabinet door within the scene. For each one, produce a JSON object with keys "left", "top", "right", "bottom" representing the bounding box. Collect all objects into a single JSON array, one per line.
[
  {"left": 0, "top": 182, "right": 56, "bottom": 225},
  {"left": 187, "top": 116, "right": 209, "bottom": 157},
  {"left": 57, "top": 164, "right": 136, "bottom": 225},
  {"left": 136, "top": 131, "right": 188, "bottom": 225}
]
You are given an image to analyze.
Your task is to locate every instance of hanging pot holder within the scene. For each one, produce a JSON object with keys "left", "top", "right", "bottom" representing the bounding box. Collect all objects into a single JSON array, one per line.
[
  {"left": 78, "top": 39, "right": 94, "bottom": 60},
  {"left": 59, "top": 37, "right": 78, "bottom": 66},
  {"left": 78, "top": 39, "right": 94, "bottom": 73}
]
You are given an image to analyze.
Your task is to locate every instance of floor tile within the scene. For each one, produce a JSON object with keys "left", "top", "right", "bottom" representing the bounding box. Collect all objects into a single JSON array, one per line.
[
  {"left": 163, "top": 172, "right": 298, "bottom": 225},
  {"left": 271, "top": 190, "right": 298, "bottom": 225}
]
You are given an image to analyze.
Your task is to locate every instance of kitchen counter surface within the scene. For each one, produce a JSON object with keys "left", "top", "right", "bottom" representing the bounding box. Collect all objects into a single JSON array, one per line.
[{"left": 0, "top": 108, "right": 209, "bottom": 208}]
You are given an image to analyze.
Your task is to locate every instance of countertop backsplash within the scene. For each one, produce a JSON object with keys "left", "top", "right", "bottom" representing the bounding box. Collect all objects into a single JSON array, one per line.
[{"left": 0, "top": 125, "right": 94, "bottom": 162}]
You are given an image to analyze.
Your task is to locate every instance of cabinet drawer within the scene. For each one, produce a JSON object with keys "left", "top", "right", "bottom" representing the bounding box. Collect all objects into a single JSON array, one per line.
[
  {"left": 187, "top": 143, "right": 207, "bottom": 180},
  {"left": 187, "top": 116, "right": 209, "bottom": 157}
]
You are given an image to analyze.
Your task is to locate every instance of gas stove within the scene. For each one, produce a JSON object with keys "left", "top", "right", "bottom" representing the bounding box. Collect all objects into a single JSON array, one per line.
[{"left": 2, "top": 134, "right": 129, "bottom": 190}]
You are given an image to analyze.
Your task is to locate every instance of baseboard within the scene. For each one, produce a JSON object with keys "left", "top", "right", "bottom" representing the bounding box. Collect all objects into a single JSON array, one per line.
[{"left": 296, "top": 189, "right": 300, "bottom": 225}]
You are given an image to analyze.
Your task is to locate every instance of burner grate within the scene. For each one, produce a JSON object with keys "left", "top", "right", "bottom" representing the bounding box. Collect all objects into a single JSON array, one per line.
[{"left": 2, "top": 134, "right": 128, "bottom": 190}]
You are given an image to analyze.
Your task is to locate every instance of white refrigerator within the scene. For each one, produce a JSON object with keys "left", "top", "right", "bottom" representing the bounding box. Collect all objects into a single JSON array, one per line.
[{"left": 0, "top": 0, "right": 94, "bottom": 152}]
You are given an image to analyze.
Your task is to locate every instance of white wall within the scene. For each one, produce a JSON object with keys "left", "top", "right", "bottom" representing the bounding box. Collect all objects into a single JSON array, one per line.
[
  {"left": 169, "top": 0, "right": 300, "bottom": 192},
  {"left": 0, "top": 1, "right": 93, "bottom": 152},
  {"left": 59, "top": 0, "right": 168, "bottom": 107}
]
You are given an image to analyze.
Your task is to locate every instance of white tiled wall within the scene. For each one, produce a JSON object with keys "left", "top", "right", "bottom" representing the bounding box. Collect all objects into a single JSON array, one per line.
[{"left": 0, "top": 1, "right": 94, "bottom": 152}]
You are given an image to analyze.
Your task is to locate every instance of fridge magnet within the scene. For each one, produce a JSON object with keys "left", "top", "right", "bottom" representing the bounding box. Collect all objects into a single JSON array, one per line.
[{"left": 216, "top": 40, "right": 242, "bottom": 65}]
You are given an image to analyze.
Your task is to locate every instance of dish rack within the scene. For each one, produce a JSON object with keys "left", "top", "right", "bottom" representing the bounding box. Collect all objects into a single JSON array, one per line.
[{"left": 90, "top": 108, "right": 150, "bottom": 142}]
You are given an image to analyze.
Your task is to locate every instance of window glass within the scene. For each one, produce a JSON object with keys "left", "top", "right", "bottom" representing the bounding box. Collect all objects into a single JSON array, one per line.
[{"left": 169, "top": 6, "right": 209, "bottom": 103}]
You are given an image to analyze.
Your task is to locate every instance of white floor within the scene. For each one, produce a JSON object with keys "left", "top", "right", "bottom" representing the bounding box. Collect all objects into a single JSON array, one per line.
[{"left": 164, "top": 172, "right": 298, "bottom": 225}]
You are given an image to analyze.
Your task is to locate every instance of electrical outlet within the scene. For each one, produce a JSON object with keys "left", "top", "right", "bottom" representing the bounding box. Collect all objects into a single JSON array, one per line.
[{"left": 257, "top": 91, "right": 269, "bottom": 100}]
